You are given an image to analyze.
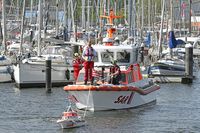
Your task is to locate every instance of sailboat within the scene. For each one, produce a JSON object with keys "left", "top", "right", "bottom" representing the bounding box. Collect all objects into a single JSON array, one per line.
[
  {"left": 148, "top": 0, "right": 183, "bottom": 77},
  {"left": 13, "top": 0, "right": 74, "bottom": 88},
  {"left": 0, "top": 0, "right": 13, "bottom": 83},
  {"left": 0, "top": 55, "right": 13, "bottom": 83}
]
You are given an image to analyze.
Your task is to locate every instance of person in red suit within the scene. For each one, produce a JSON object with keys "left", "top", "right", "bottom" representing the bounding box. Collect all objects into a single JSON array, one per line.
[
  {"left": 73, "top": 53, "right": 84, "bottom": 81},
  {"left": 82, "top": 40, "right": 97, "bottom": 85}
]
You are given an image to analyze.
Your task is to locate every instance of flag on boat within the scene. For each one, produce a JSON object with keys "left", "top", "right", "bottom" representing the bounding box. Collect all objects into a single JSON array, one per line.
[
  {"left": 92, "top": 69, "right": 102, "bottom": 78},
  {"left": 144, "top": 32, "right": 151, "bottom": 47},
  {"left": 181, "top": 2, "right": 187, "bottom": 18},
  {"left": 168, "top": 31, "right": 177, "bottom": 49}
]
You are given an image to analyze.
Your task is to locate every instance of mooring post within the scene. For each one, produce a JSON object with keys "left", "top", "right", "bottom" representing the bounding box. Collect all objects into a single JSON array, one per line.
[
  {"left": 101, "top": 66, "right": 105, "bottom": 84},
  {"left": 140, "top": 43, "right": 145, "bottom": 64},
  {"left": 30, "top": 29, "right": 33, "bottom": 42},
  {"left": 46, "top": 56, "right": 52, "bottom": 93},
  {"left": 182, "top": 43, "right": 193, "bottom": 84}
]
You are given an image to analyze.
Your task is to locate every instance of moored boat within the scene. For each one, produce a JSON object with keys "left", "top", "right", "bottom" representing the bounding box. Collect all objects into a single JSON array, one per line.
[
  {"left": 0, "top": 55, "right": 13, "bottom": 83},
  {"left": 147, "top": 58, "right": 185, "bottom": 77},
  {"left": 13, "top": 43, "right": 74, "bottom": 88}
]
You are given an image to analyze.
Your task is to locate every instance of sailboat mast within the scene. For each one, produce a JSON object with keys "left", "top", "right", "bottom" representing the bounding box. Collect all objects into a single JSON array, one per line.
[
  {"left": 114, "top": 0, "right": 116, "bottom": 16},
  {"left": 141, "top": 0, "right": 144, "bottom": 30},
  {"left": 69, "top": 0, "right": 76, "bottom": 43},
  {"left": 37, "top": 0, "right": 42, "bottom": 57},
  {"left": 30, "top": 0, "right": 33, "bottom": 24},
  {"left": 170, "top": 0, "right": 174, "bottom": 31},
  {"left": 87, "top": 0, "right": 90, "bottom": 30},
  {"left": 2, "top": 0, "right": 7, "bottom": 54},
  {"left": 132, "top": 0, "right": 136, "bottom": 43},
  {"left": 128, "top": 0, "right": 133, "bottom": 38},
  {"left": 124, "top": 0, "right": 126, "bottom": 20},
  {"left": 43, "top": 0, "right": 46, "bottom": 39},
  {"left": 188, "top": 0, "right": 191, "bottom": 36},
  {"left": 179, "top": 0, "right": 181, "bottom": 36},
  {"left": 56, "top": 0, "right": 59, "bottom": 36},
  {"left": 140, "top": 0, "right": 144, "bottom": 43},
  {"left": 95, "top": 0, "right": 100, "bottom": 27},
  {"left": 158, "top": 0, "right": 165, "bottom": 59},
  {"left": 17, "top": 0, "right": 20, "bottom": 20},
  {"left": 107, "top": 0, "right": 110, "bottom": 14},
  {"left": 63, "top": 0, "right": 68, "bottom": 41},
  {"left": 82, "top": 0, "right": 85, "bottom": 29},
  {"left": 19, "top": 0, "right": 26, "bottom": 56},
  {"left": 169, "top": 0, "right": 173, "bottom": 58}
]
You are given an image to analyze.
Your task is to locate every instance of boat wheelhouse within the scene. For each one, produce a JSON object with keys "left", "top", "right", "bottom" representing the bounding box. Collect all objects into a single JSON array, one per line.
[{"left": 92, "top": 44, "right": 139, "bottom": 67}]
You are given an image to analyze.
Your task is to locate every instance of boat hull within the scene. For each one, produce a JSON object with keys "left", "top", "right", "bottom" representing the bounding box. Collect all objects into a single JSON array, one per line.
[
  {"left": 67, "top": 85, "right": 159, "bottom": 111},
  {"left": 148, "top": 68, "right": 184, "bottom": 76},
  {"left": 0, "top": 73, "right": 12, "bottom": 83},
  {"left": 0, "top": 66, "right": 12, "bottom": 83},
  {"left": 13, "top": 62, "right": 74, "bottom": 88},
  {"left": 57, "top": 119, "right": 86, "bottom": 129}
]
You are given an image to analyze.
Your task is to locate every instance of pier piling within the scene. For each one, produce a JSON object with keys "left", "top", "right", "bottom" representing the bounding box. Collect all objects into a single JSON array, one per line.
[
  {"left": 182, "top": 44, "right": 193, "bottom": 84},
  {"left": 138, "top": 43, "right": 144, "bottom": 64},
  {"left": 46, "top": 56, "right": 52, "bottom": 93},
  {"left": 30, "top": 29, "right": 33, "bottom": 42}
]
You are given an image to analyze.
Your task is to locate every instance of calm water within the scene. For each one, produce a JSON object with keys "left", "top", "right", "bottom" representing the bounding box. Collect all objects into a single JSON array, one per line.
[{"left": 0, "top": 72, "right": 200, "bottom": 133}]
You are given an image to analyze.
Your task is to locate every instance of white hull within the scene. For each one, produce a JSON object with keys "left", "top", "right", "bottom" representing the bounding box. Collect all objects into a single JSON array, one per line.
[
  {"left": 0, "top": 73, "right": 12, "bottom": 83},
  {"left": 68, "top": 89, "right": 157, "bottom": 111},
  {"left": 0, "top": 66, "right": 12, "bottom": 83},
  {"left": 0, "top": 56, "right": 13, "bottom": 83},
  {"left": 148, "top": 58, "right": 198, "bottom": 77},
  {"left": 148, "top": 66, "right": 197, "bottom": 77},
  {"left": 149, "top": 69, "right": 184, "bottom": 76},
  {"left": 13, "top": 62, "right": 74, "bottom": 88},
  {"left": 57, "top": 119, "right": 86, "bottom": 129}
]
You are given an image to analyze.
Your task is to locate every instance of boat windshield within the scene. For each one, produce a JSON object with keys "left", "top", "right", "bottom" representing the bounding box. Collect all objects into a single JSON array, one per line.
[
  {"left": 193, "top": 40, "right": 200, "bottom": 49},
  {"left": 116, "top": 50, "right": 130, "bottom": 63},
  {"left": 43, "top": 46, "right": 73, "bottom": 57},
  {"left": 77, "top": 71, "right": 109, "bottom": 84},
  {"left": 101, "top": 51, "right": 114, "bottom": 63}
]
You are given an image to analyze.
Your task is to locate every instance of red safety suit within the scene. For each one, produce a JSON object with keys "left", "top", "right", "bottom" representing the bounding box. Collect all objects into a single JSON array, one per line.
[
  {"left": 73, "top": 57, "right": 84, "bottom": 81},
  {"left": 82, "top": 46, "right": 96, "bottom": 82}
]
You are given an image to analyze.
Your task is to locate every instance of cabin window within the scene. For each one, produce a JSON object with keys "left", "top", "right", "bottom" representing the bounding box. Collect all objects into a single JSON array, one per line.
[
  {"left": 101, "top": 52, "right": 114, "bottom": 63},
  {"left": 194, "top": 41, "right": 200, "bottom": 49},
  {"left": 116, "top": 51, "right": 130, "bottom": 63},
  {"left": 61, "top": 49, "right": 72, "bottom": 57}
]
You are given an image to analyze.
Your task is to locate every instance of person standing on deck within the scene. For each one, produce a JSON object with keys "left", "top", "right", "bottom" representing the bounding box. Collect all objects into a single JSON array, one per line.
[
  {"left": 82, "top": 40, "right": 97, "bottom": 85},
  {"left": 73, "top": 53, "right": 84, "bottom": 81},
  {"left": 109, "top": 60, "right": 121, "bottom": 85}
]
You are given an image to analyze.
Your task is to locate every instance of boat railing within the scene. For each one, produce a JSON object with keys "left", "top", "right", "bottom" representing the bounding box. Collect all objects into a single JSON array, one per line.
[{"left": 76, "top": 63, "right": 143, "bottom": 85}]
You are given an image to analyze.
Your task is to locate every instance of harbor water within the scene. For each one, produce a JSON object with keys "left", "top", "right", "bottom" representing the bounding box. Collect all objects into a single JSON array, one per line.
[{"left": 0, "top": 71, "right": 200, "bottom": 133}]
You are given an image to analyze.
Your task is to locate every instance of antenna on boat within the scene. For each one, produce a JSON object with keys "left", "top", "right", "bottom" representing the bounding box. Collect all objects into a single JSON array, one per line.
[{"left": 100, "top": 8, "right": 123, "bottom": 42}]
